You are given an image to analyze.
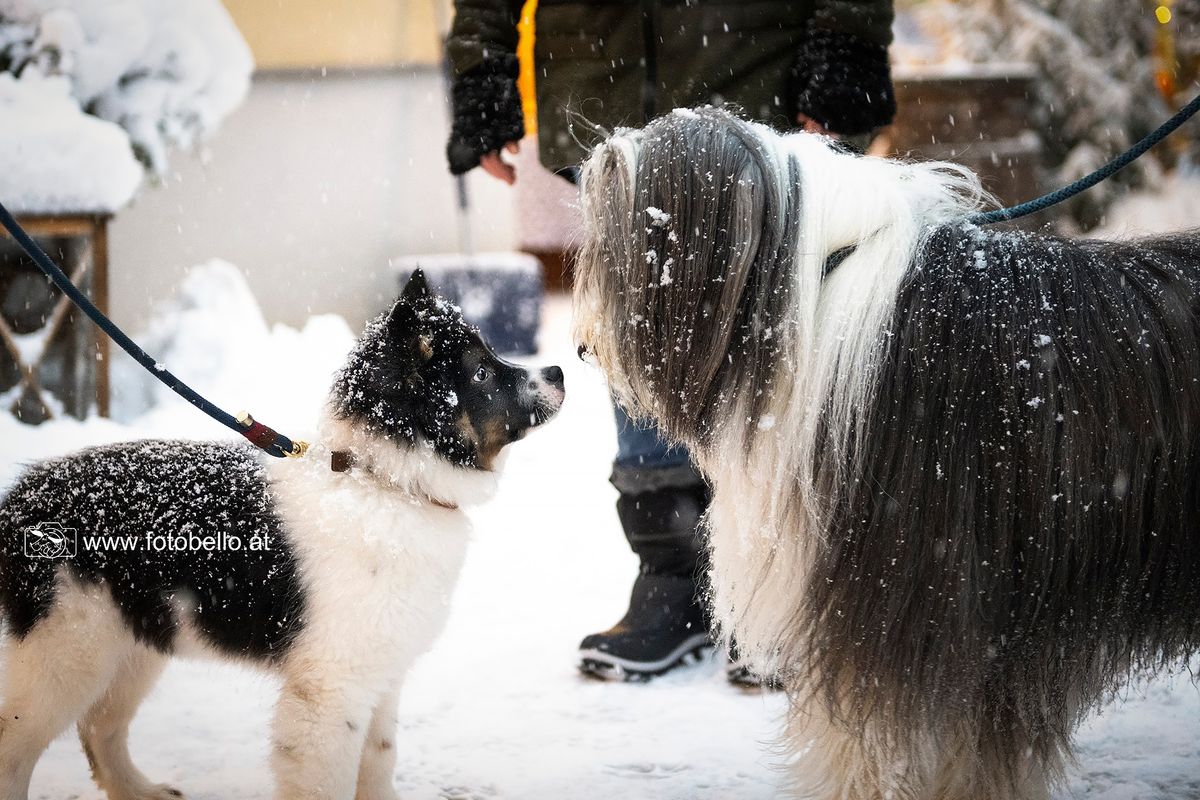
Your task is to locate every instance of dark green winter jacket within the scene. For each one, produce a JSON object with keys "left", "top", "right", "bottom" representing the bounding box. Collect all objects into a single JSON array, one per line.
[{"left": 446, "top": 0, "right": 895, "bottom": 175}]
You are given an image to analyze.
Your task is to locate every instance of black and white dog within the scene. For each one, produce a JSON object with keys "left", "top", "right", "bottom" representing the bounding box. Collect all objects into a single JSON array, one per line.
[
  {"left": 573, "top": 107, "right": 1200, "bottom": 799},
  {"left": 0, "top": 270, "right": 564, "bottom": 800}
]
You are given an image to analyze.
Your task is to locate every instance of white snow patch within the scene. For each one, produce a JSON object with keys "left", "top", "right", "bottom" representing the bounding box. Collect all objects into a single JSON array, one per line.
[
  {"left": 646, "top": 207, "right": 671, "bottom": 226},
  {"left": 0, "top": 72, "right": 140, "bottom": 213},
  {"left": 660, "top": 257, "right": 674, "bottom": 287},
  {"left": 108, "top": 260, "right": 355, "bottom": 431},
  {"left": 9, "top": 327, "right": 51, "bottom": 364}
]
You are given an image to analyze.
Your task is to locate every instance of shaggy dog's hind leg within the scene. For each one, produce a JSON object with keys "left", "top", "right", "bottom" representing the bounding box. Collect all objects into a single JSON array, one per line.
[
  {"left": 78, "top": 646, "right": 181, "bottom": 800},
  {"left": 354, "top": 686, "right": 401, "bottom": 800},
  {"left": 786, "top": 694, "right": 935, "bottom": 800},
  {"left": 0, "top": 584, "right": 127, "bottom": 800},
  {"left": 788, "top": 697, "right": 1058, "bottom": 800},
  {"left": 925, "top": 730, "right": 1055, "bottom": 800}
]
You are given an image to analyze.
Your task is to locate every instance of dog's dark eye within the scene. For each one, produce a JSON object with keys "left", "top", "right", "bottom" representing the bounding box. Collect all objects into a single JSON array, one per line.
[{"left": 472, "top": 365, "right": 490, "bottom": 383}]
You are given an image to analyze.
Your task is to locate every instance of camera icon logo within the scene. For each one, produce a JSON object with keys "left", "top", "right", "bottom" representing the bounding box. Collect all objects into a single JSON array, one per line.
[{"left": 24, "top": 522, "right": 77, "bottom": 559}]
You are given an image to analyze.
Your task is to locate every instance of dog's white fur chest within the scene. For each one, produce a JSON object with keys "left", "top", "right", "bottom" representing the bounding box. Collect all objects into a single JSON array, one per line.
[{"left": 268, "top": 456, "right": 470, "bottom": 686}]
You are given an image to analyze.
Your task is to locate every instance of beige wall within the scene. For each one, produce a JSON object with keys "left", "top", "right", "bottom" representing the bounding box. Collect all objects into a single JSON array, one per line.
[
  {"left": 108, "top": 68, "right": 518, "bottom": 334},
  {"left": 222, "top": 0, "right": 450, "bottom": 70}
]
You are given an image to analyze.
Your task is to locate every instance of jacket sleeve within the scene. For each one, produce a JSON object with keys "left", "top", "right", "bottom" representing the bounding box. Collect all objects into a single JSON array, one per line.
[
  {"left": 812, "top": 0, "right": 894, "bottom": 46},
  {"left": 444, "top": 0, "right": 526, "bottom": 175},
  {"left": 790, "top": 0, "right": 897, "bottom": 137}
]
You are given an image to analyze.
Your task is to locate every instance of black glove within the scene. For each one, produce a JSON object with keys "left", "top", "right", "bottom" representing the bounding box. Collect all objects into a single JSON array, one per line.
[
  {"left": 790, "top": 22, "right": 896, "bottom": 137},
  {"left": 446, "top": 54, "right": 526, "bottom": 175}
]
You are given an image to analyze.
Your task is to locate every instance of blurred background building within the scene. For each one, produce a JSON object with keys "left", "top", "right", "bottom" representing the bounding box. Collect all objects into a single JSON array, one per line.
[{"left": 107, "top": 0, "right": 522, "bottom": 335}]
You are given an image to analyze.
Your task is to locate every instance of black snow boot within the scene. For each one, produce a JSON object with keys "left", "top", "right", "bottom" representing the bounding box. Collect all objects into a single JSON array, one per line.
[
  {"left": 725, "top": 642, "right": 783, "bottom": 691},
  {"left": 578, "top": 466, "right": 712, "bottom": 681}
]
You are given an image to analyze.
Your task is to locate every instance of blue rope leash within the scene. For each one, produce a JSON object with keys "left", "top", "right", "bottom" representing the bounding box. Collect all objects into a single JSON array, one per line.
[
  {"left": 0, "top": 201, "right": 306, "bottom": 459},
  {"left": 969, "top": 90, "right": 1200, "bottom": 225}
]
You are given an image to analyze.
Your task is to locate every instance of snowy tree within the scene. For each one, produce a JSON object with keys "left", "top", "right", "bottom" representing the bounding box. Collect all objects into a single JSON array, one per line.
[
  {"left": 0, "top": 0, "right": 253, "bottom": 212},
  {"left": 897, "top": 0, "right": 1200, "bottom": 228}
]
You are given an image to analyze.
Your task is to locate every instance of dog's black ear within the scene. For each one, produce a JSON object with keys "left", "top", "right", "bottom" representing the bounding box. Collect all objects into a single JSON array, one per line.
[
  {"left": 388, "top": 268, "right": 430, "bottom": 341},
  {"left": 385, "top": 296, "right": 417, "bottom": 332},
  {"left": 401, "top": 268, "right": 431, "bottom": 305},
  {"left": 383, "top": 297, "right": 436, "bottom": 366}
]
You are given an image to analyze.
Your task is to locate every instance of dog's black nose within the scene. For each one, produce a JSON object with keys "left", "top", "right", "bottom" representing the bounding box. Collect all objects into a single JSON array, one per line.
[{"left": 543, "top": 365, "right": 564, "bottom": 387}]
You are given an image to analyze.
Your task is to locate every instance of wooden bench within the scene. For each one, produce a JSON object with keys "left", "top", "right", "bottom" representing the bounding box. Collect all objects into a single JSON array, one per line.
[{"left": 0, "top": 214, "right": 111, "bottom": 422}]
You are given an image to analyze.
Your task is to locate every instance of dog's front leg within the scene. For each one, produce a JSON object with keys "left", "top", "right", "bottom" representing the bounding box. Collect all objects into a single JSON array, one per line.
[
  {"left": 270, "top": 675, "right": 373, "bottom": 800},
  {"left": 353, "top": 686, "right": 400, "bottom": 800}
]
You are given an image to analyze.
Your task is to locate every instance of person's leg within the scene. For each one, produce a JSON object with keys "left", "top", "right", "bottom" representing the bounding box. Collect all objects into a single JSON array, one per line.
[{"left": 577, "top": 404, "right": 712, "bottom": 680}]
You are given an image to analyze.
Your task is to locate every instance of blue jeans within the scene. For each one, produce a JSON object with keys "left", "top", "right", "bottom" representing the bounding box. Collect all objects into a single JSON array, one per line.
[
  {"left": 611, "top": 403, "right": 699, "bottom": 494},
  {"left": 609, "top": 403, "right": 707, "bottom": 576}
]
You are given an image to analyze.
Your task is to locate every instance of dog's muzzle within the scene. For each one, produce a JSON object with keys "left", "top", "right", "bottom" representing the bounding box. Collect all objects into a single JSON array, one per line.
[{"left": 526, "top": 365, "right": 566, "bottom": 422}]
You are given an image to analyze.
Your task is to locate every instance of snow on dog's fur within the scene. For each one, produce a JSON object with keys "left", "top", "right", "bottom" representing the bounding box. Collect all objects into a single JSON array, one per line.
[
  {"left": 573, "top": 106, "right": 1200, "bottom": 799},
  {"left": 0, "top": 270, "right": 564, "bottom": 800}
]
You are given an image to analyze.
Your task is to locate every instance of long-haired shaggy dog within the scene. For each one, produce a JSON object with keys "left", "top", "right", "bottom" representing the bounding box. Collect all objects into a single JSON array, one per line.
[
  {"left": 0, "top": 270, "right": 564, "bottom": 800},
  {"left": 572, "top": 106, "right": 1200, "bottom": 799}
]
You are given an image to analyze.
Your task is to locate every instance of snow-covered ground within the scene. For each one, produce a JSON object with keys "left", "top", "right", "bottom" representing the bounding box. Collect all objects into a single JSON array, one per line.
[{"left": 2, "top": 266, "right": 1198, "bottom": 799}]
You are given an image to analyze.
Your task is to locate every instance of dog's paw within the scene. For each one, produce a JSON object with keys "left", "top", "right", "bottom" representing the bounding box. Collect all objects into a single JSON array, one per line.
[
  {"left": 354, "top": 791, "right": 399, "bottom": 800},
  {"left": 354, "top": 781, "right": 400, "bottom": 800},
  {"left": 114, "top": 784, "right": 184, "bottom": 800}
]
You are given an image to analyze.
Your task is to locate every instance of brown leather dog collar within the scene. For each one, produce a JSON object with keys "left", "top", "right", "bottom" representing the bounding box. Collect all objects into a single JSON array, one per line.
[
  {"left": 330, "top": 449, "right": 355, "bottom": 473},
  {"left": 329, "top": 449, "right": 459, "bottom": 510}
]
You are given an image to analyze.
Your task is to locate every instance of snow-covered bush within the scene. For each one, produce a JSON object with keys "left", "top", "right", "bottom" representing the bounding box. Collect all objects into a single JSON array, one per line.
[
  {"left": 110, "top": 260, "right": 355, "bottom": 425},
  {"left": 0, "top": 71, "right": 141, "bottom": 212},
  {"left": 0, "top": 0, "right": 253, "bottom": 213},
  {"left": 897, "top": 0, "right": 1200, "bottom": 228}
]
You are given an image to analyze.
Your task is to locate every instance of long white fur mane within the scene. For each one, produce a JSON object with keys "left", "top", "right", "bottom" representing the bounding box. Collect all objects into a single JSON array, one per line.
[{"left": 702, "top": 124, "right": 989, "bottom": 669}]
